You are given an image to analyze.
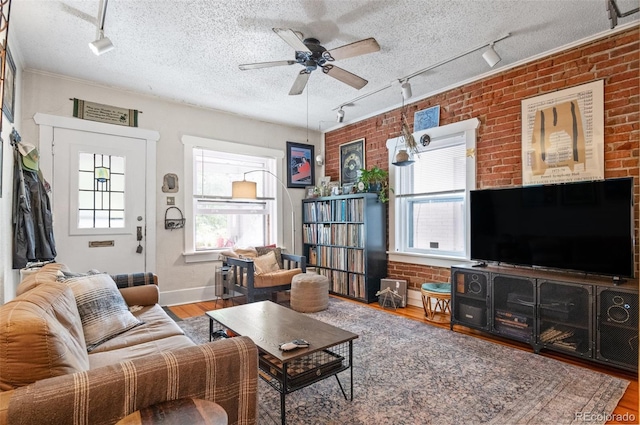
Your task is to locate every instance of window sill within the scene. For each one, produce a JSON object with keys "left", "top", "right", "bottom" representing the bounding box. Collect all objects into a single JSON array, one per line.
[
  {"left": 387, "top": 251, "right": 472, "bottom": 269},
  {"left": 182, "top": 250, "right": 224, "bottom": 264}
]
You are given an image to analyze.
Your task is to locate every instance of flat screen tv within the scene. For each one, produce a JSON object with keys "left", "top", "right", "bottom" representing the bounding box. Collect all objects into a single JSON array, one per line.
[{"left": 470, "top": 178, "right": 635, "bottom": 278}]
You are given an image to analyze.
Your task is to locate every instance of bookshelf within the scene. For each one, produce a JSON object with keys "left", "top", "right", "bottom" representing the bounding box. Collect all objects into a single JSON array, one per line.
[{"left": 302, "top": 193, "right": 387, "bottom": 303}]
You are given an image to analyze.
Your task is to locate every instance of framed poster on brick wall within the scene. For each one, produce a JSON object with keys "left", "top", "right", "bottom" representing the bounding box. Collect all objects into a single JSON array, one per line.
[{"left": 521, "top": 80, "right": 604, "bottom": 186}]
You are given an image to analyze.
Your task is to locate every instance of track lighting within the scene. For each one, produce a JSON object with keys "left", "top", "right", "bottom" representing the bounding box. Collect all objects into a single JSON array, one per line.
[
  {"left": 337, "top": 108, "right": 345, "bottom": 123},
  {"left": 333, "top": 33, "right": 511, "bottom": 112},
  {"left": 401, "top": 81, "right": 412, "bottom": 100},
  {"left": 89, "top": 30, "right": 114, "bottom": 55},
  {"left": 482, "top": 44, "right": 501, "bottom": 68},
  {"left": 90, "top": 0, "right": 114, "bottom": 56}
]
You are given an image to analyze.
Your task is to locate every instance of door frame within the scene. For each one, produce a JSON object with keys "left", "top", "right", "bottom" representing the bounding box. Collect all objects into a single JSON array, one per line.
[{"left": 34, "top": 113, "right": 160, "bottom": 272}]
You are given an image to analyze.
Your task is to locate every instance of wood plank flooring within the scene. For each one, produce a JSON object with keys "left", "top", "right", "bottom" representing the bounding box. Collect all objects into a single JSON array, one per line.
[{"left": 168, "top": 296, "right": 639, "bottom": 423}]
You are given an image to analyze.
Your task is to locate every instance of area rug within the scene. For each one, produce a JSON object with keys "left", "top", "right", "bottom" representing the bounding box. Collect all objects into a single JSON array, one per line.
[{"left": 177, "top": 298, "right": 630, "bottom": 425}]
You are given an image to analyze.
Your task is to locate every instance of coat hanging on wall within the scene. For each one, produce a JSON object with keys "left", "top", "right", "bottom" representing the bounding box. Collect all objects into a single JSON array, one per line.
[{"left": 10, "top": 130, "right": 56, "bottom": 269}]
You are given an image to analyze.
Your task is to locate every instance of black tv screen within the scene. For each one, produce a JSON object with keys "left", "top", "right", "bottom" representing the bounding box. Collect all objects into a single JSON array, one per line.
[{"left": 470, "top": 178, "right": 635, "bottom": 278}]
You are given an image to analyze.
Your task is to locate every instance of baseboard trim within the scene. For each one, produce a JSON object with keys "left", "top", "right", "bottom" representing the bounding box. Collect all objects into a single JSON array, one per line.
[
  {"left": 160, "top": 287, "right": 424, "bottom": 309},
  {"left": 160, "top": 286, "right": 218, "bottom": 307},
  {"left": 407, "top": 288, "right": 422, "bottom": 308}
]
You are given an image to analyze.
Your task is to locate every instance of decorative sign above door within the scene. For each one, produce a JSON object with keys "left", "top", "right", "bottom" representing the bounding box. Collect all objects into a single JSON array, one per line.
[{"left": 72, "top": 98, "right": 139, "bottom": 127}]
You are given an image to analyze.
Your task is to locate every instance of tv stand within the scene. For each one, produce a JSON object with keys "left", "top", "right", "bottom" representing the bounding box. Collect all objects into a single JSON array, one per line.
[{"left": 450, "top": 264, "right": 638, "bottom": 372}]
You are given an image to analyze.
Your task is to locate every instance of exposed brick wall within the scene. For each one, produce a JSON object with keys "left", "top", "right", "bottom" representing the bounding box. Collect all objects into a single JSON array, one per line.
[{"left": 325, "top": 28, "right": 639, "bottom": 291}]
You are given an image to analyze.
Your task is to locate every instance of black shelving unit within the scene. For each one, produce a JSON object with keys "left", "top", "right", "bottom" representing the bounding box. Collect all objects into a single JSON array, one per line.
[
  {"left": 451, "top": 264, "right": 638, "bottom": 372},
  {"left": 302, "top": 193, "right": 386, "bottom": 303},
  {"left": 492, "top": 274, "right": 535, "bottom": 343},
  {"left": 538, "top": 280, "right": 592, "bottom": 358},
  {"left": 451, "top": 268, "right": 490, "bottom": 331}
]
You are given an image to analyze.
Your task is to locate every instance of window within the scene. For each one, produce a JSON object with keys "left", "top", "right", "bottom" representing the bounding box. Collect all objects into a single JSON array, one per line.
[
  {"left": 387, "top": 118, "right": 479, "bottom": 266},
  {"left": 193, "top": 148, "right": 276, "bottom": 250},
  {"left": 182, "top": 136, "right": 285, "bottom": 261},
  {"left": 77, "top": 152, "right": 125, "bottom": 229}
]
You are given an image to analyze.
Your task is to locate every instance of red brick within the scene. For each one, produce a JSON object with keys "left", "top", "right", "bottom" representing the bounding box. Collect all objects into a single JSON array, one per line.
[{"left": 324, "top": 27, "right": 639, "bottom": 279}]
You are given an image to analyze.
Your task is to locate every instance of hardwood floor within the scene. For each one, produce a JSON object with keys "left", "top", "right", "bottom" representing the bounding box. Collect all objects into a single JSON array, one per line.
[{"left": 169, "top": 295, "right": 639, "bottom": 423}]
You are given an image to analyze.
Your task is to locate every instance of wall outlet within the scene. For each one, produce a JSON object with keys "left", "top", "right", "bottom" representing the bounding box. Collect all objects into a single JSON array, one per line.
[{"left": 167, "top": 196, "right": 175, "bottom": 205}]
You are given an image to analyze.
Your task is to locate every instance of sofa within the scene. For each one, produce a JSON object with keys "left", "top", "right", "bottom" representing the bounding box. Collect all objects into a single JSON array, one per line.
[
  {"left": 222, "top": 246, "right": 306, "bottom": 303},
  {"left": 0, "top": 263, "right": 258, "bottom": 425}
]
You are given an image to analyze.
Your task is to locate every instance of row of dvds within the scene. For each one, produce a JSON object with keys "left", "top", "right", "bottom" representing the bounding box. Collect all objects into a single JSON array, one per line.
[
  {"left": 316, "top": 268, "right": 366, "bottom": 299},
  {"left": 331, "top": 223, "right": 363, "bottom": 246},
  {"left": 312, "top": 246, "right": 365, "bottom": 273},
  {"left": 303, "top": 198, "right": 365, "bottom": 222},
  {"left": 302, "top": 223, "right": 364, "bottom": 246}
]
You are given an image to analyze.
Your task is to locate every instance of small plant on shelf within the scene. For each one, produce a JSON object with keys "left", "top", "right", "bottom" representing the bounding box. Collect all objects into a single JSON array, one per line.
[{"left": 357, "top": 166, "right": 392, "bottom": 203}]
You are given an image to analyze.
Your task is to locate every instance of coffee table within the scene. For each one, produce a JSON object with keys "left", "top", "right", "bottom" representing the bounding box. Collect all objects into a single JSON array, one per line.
[{"left": 206, "top": 301, "right": 358, "bottom": 425}]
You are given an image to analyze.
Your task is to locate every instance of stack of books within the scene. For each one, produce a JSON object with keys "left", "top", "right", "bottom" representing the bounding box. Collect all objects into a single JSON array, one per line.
[{"left": 494, "top": 309, "right": 532, "bottom": 339}]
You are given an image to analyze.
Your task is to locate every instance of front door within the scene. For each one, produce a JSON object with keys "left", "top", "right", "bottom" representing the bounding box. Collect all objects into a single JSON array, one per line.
[
  {"left": 50, "top": 127, "right": 147, "bottom": 274},
  {"left": 35, "top": 113, "right": 158, "bottom": 275}
]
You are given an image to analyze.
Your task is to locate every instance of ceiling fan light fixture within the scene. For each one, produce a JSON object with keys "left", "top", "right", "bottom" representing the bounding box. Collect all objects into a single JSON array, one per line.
[
  {"left": 337, "top": 108, "right": 345, "bottom": 123},
  {"left": 89, "top": 32, "right": 114, "bottom": 56},
  {"left": 482, "top": 44, "right": 501, "bottom": 68},
  {"left": 401, "top": 81, "right": 412, "bottom": 100}
]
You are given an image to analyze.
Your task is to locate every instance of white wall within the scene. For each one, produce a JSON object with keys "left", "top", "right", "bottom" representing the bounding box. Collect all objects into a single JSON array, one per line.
[
  {"left": 16, "top": 70, "right": 321, "bottom": 306},
  {"left": 0, "top": 47, "right": 23, "bottom": 304}
]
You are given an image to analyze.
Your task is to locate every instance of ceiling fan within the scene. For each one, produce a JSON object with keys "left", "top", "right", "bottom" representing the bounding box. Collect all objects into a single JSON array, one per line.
[{"left": 239, "top": 28, "right": 380, "bottom": 95}]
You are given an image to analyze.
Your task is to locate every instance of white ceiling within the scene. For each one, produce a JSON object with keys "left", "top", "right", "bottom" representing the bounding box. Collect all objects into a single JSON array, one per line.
[{"left": 9, "top": 0, "right": 639, "bottom": 132}]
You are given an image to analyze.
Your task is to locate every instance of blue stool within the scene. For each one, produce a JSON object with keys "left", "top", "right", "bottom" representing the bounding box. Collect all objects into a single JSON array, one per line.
[{"left": 421, "top": 283, "right": 451, "bottom": 323}]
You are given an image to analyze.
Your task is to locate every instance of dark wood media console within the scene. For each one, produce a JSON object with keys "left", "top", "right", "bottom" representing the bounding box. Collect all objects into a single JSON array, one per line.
[{"left": 451, "top": 263, "right": 639, "bottom": 372}]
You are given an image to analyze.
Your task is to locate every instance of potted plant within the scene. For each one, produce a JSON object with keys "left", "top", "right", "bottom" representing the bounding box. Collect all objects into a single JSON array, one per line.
[{"left": 357, "top": 166, "right": 392, "bottom": 203}]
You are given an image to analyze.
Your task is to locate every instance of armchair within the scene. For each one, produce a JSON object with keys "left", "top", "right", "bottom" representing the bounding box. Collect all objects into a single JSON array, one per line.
[{"left": 226, "top": 252, "right": 306, "bottom": 303}]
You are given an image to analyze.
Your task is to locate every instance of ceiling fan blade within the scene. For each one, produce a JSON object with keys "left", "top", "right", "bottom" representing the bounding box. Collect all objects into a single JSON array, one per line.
[
  {"left": 239, "top": 60, "right": 296, "bottom": 70},
  {"left": 289, "top": 70, "right": 310, "bottom": 95},
  {"left": 325, "top": 38, "right": 380, "bottom": 61},
  {"left": 322, "top": 65, "right": 368, "bottom": 90},
  {"left": 273, "top": 28, "right": 310, "bottom": 52}
]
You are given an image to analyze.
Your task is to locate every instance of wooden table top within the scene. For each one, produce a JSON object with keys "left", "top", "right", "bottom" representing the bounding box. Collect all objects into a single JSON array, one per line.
[{"left": 206, "top": 301, "right": 358, "bottom": 362}]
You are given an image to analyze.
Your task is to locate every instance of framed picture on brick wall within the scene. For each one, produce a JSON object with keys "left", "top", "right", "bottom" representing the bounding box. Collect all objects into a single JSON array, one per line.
[
  {"left": 339, "top": 138, "right": 364, "bottom": 185},
  {"left": 521, "top": 80, "right": 604, "bottom": 186}
]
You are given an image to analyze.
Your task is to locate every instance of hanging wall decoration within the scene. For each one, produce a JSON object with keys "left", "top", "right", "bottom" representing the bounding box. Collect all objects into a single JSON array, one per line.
[
  {"left": 2, "top": 46, "right": 15, "bottom": 123},
  {"left": 286, "top": 141, "right": 315, "bottom": 188},
  {"left": 414, "top": 105, "right": 440, "bottom": 132},
  {"left": 339, "top": 138, "right": 364, "bottom": 185},
  {"left": 521, "top": 80, "right": 604, "bottom": 186},
  {"left": 73, "top": 98, "right": 139, "bottom": 127}
]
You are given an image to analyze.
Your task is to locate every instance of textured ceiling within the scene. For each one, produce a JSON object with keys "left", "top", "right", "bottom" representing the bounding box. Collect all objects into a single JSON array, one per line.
[{"left": 9, "top": 0, "right": 639, "bottom": 132}]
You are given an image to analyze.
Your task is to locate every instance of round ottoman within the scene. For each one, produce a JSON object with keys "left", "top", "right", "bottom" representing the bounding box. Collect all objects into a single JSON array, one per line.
[
  {"left": 290, "top": 272, "right": 329, "bottom": 313},
  {"left": 421, "top": 282, "right": 452, "bottom": 323}
]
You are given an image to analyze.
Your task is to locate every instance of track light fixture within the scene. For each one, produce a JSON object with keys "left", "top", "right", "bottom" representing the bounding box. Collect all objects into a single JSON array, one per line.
[
  {"left": 89, "top": 30, "right": 114, "bottom": 55},
  {"left": 89, "top": 0, "right": 114, "bottom": 56},
  {"left": 336, "top": 108, "right": 345, "bottom": 123},
  {"left": 401, "top": 81, "right": 412, "bottom": 100},
  {"left": 482, "top": 43, "right": 501, "bottom": 68}
]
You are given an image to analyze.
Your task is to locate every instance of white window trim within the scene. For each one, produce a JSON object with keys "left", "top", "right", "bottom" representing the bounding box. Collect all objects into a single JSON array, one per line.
[
  {"left": 386, "top": 118, "right": 479, "bottom": 268},
  {"left": 181, "top": 135, "right": 284, "bottom": 263}
]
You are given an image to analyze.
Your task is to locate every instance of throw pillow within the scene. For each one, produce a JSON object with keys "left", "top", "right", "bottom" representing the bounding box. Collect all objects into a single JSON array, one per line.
[
  {"left": 253, "top": 251, "right": 280, "bottom": 275},
  {"left": 63, "top": 273, "right": 144, "bottom": 352},
  {"left": 255, "top": 246, "right": 283, "bottom": 269}
]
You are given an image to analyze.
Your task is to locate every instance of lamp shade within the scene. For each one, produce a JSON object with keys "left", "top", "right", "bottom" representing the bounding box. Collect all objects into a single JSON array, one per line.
[{"left": 232, "top": 180, "right": 257, "bottom": 199}]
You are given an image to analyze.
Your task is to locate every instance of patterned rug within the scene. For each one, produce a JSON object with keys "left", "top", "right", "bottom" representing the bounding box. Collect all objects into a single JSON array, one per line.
[{"left": 176, "top": 298, "right": 630, "bottom": 425}]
